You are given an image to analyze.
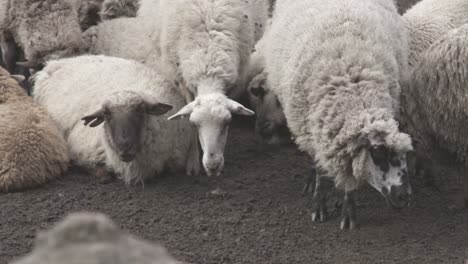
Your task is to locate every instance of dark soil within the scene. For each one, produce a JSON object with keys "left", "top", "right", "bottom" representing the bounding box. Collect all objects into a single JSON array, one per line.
[{"left": 1, "top": 119, "right": 467, "bottom": 264}]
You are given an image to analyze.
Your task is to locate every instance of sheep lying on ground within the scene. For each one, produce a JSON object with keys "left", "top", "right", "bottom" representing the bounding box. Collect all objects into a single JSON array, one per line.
[
  {"left": 0, "top": 0, "right": 84, "bottom": 71},
  {"left": 266, "top": 0, "right": 413, "bottom": 229},
  {"left": 403, "top": 0, "right": 468, "bottom": 67},
  {"left": 0, "top": 66, "right": 69, "bottom": 192},
  {"left": 33, "top": 55, "right": 200, "bottom": 184},
  {"left": 154, "top": 0, "right": 268, "bottom": 176},
  {"left": 11, "top": 212, "right": 185, "bottom": 264},
  {"left": 404, "top": 24, "right": 468, "bottom": 209}
]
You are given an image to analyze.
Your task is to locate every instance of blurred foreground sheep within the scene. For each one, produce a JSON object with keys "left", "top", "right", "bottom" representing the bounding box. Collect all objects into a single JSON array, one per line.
[{"left": 10, "top": 212, "right": 186, "bottom": 264}]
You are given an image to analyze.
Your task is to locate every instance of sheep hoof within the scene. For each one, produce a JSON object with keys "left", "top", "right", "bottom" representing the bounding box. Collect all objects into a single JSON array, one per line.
[
  {"left": 186, "top": 158, "right": 201, "bottom": 177},
  {"left": 340, "top": 191, "right": 357, "bottom": 230},
  {"left": 95, "top": 166, "right": 115, "bottom": 184},
  {"left": 311, "top": 194, "right": 328, "bottom": 223},
  {"left": 448, "top": 194, "right": 468, "bottom": 212}
]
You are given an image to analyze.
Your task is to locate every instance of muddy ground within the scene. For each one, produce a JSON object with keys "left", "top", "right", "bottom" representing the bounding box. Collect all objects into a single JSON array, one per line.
[{"left": 1, "top": 118, "right": 467, "bottom": 264}]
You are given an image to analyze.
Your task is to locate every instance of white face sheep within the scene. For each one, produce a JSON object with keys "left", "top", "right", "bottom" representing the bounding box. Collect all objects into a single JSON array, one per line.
[
  {"left": 266, "top": 0, "right": 413, "bottom": 229},
  {"left": 0, "top": 66, "right": 70, "bottom": 192},
  {"left": 33, "top": 55, "right": 200, "bottom": 184},
  {"left": 11, "top": 212, "right": 184, "bottom": 264},
  {"left": 155, "top": 0, "right": 268, "bottom": 177}
]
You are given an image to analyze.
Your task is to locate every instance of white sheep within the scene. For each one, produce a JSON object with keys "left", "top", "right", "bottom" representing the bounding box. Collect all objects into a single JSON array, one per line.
[
  {"left": 83, "top": 15, "right": 156, "bottom": 63},
  {"left": 33, "top": 55, "right": 200, "bottom": 185},
  {"left": 11, "top": 212, "right": 185, "bottom": 264},
  {"left": 0, "top": 0, "right": 84, "bottom": 71},
  {"left": 402, "top": 0, "right": 468, "bottom": 67},
  {"left": 153, "top": 0, "right": 268, "bottom": 176},
  {"left": 265, "top": 0, "right": 413, "bottom": 229},
  {"left": 0, "top": 66, "right": 70, "bottom": 192},
  {"left": 403, "top": 24, "right": 468, "bottom": 209}
]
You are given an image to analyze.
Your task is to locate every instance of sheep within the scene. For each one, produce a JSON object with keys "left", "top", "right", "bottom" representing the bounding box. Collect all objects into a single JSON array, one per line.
[
  {"left": 402, "top": 0, "right": 468, "bottom": 68},
  {"left": 33, "top": 55, "right": 200, "bottom": 185},
  {"left": 265, "top": 0, "right": 413, "bottom": 229},
  {"left": 0, "top": 66, "right": 69, "bottom": 192},
  {"left": 11, "top": 212, "right": 185, "bottom": 264},
  {"left": 154, "top": 0, "right": 268, "bottom": 177},
  {"left": 403, "top": 24, "right": 468, "bottom": 209},
  {"left": 0, "top": 0, "right": 85, "bottom": 72},
  {"left": 100, "top": 0, "right": 139, "bottom": 21},
  {"left": 83, "top": 16, "right": 156, "bottom": 63},
  {"left": 245, "top": 19, "right": 290, "bottom": 145}
]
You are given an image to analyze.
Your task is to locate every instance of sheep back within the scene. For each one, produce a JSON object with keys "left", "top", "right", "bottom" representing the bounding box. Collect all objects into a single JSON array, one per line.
[
  {"left": 405, "top": 24, "right": 468, "bottom": 166},
  {"left": 403, "top": 0, "right": 468, "bottom": 67}
]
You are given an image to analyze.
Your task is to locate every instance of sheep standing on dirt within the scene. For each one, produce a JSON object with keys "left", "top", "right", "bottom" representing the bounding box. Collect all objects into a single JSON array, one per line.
[
  {"left": 11, "top": 212, "right": 184, "bottom": 264},
  {"left": 403, "top": 0, "right": 468, "bottom": 67},
  {"left": 33, "top": 55, "right": 200, "bottom": 185},
  {"left": 246, "top": 19, "right": 290, "bottom": 145},
  {"left": 154, "top": 0, "right": 268, "bottom": 177},
  {"left": 404, "top": 24, "right": 468, "bottom": 209},
  {"left": 0, "top": 66, "right": 69, "bottom": 192},
  {"left": 0, "top": 0, "right": 84, "bottom": 72},
  {"left": 266, "top": 0, "right": 413, "bottom": 229}
]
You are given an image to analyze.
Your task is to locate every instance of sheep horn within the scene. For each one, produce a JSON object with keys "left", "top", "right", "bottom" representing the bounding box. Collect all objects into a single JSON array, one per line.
[{"left": 10, "top": 74, "right": 25, "bottom": 83}]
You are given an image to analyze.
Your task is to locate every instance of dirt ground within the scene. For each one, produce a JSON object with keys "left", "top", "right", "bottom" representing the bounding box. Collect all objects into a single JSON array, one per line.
[{"left": 1, "top": 118, "right": 467, "bottom": 264}]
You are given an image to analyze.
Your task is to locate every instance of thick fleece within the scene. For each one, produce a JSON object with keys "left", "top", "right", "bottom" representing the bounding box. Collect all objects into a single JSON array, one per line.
[
  {"left": 0, "top": 66, "right": 69, "bottom": 192},
  {"left": 11, "top": 212, "right": 185, "bottom": 264},
  {"left": 155, "top": 0, "right": 268, "bottom": 99},
  {"left": 403, "top": 0, "right": 468, "bottom": 67},
  {"left": 266, "top": 0, "right": 412, "bottom": 190},
  {"left": 0, "top": 0, "right": 84, "bottom": 64},
  {"left": 33, "top": 55, "right": 197, "bottom": 184}
]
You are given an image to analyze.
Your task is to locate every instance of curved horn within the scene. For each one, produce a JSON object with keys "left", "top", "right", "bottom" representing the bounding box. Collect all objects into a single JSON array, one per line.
[{"left": 10, "top": 74, "right": 25, "bottom": 83}]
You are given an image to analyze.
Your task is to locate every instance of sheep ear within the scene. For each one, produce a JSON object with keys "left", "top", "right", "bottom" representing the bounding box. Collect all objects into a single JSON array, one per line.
[
  {"left": 227, "top": 99, "right": 255, "bottom": 116},
  {"left": 82, "top": 109, "right": 105, "bottom": 127},
  {"left": 167, "top": 102, "right": 195, "bottom": 120},
  {"left": 10, "top": 74, "right": 25, "bottom": 83},
  {"left": 145, "top": 101, "right": 173, "bottom": 116}
]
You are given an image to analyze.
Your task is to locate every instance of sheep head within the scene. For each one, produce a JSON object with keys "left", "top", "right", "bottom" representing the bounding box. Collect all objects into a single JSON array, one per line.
[
  {"left": 248, "top": 74, "right": 290, "bottom": 145},
  {"left": 168, "top": 93, "right": 254, "bottom": 177},
  {"left": 81, "top": 91, "right": 173, "bottom": 162},
  {"left": 352, "top": 115, "right": 413, "bottom": 209}
]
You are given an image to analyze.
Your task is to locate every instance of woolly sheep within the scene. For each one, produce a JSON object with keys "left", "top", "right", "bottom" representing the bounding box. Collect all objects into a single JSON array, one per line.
[
  {"left": 403, "top": 0, "right": 468, "bottom": 67},
  {"left": 266, "top": 0, "right": 413, "bottom": 229},
  {"left": 0, "top": 66, "right": 69, "bottom": 192},
  {"left": 83, "top": 16, "right": 156, "bottom": 63},
  {"left": 33, "top": 55, "right": 200, "bottom": 185},
  {"left": 245, "top": 19, "right": 290, "bottom": 145},
  {"left": 403, "top": 24, "right": 468, "bottom": 209},
  {"left": 10, "top": 212, "right": 185, "bottom": 264},
  {"left": 155, "top": 0, "right": 268, "bottom": 176},
  {"left": 0, "top": 0, "right": 85, "bottom": 71}
]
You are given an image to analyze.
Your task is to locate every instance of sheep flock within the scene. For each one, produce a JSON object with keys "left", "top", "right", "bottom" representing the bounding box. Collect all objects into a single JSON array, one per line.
[{"left": 1, "top": 0, "right": 467, "bottom": 262}]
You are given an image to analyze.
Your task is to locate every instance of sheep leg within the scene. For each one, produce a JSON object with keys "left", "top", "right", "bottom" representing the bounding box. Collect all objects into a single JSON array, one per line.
[
  {"left": 340, "top": 191, "right": 357, "bottom": 230},
  {"left": 185, "top": 132, "right": 201, "bottom": 176},
  {"left": 311, "top": 168, "right": 331, "bottom": 223},
  {"left": 452, "top": 173, "right": 468, "bottom": 210},
  {"left": 302, "top": 164, "right": 315, "bottom": 195}
]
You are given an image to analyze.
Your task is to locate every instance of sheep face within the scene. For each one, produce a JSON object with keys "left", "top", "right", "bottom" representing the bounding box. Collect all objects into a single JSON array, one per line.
[
  {"left": 353, "top": 128, "right": 413, "bottom": 209},
  {"left": 82, "top": 92, "right": 173, "bottom": 162},
  {"left": 248, "top": 78, "right": 290, "bottom": 145},
  {"left": 169, "top": 93, "right": 254, "bottom": 176},
  {"left": 100, "top": 0, "right": 139, "bottom": 20}
]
